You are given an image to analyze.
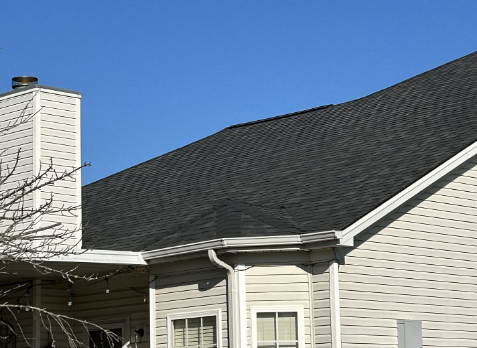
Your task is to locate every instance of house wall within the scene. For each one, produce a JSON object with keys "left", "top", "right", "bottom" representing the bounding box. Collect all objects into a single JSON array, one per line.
[
  {"left": 151, "top": 251, "right": 334, "bottom": 348},
  {"left": 239, "top": 252, "right": 314, "bottom": 348},
  {"left": 339, "top": 157, "right": 477, "bottom": 348},
  {"left": 38, "top": 272, "right": 149, "bottom": 348},
  {"left": 310, "top": 250, "right": 333, "bottom": 348},
  {"left": 1, "top": 298, "right": 35, "bottom": 348},
  {"left": 153, "top": 258, "right": 229, "bottom": 348}
]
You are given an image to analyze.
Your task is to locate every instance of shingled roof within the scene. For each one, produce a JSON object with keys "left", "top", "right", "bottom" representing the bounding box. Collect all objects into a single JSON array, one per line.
[{"left": 82, "top": 51, "right": 477, "bottom": 252}]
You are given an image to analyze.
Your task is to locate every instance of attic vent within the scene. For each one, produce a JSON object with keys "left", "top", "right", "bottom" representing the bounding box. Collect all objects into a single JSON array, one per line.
[{"left": 12, "top": 76, "right": 38, "bottom": 89}]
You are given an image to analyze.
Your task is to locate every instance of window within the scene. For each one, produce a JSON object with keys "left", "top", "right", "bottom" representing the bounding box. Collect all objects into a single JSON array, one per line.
[
  {"left": 251, "top": 307, "right": 304, "bottom": 348},
  {"left": 256, "top": 312, "right": 297, "bottom": 348},
  {"left": 168, "top": 310, "right": 221, "bottom": 348},
  {"left": 84, "top": 319, "right": 130, "bottom": 348},
  {"left": 89, "top": 328, "right": 123, "bottom": 348}
]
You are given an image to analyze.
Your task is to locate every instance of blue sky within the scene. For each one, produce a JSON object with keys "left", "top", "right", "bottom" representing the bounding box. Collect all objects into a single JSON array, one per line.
[{"left": 1, "top": 1, "right": 476, "bottom": 184}]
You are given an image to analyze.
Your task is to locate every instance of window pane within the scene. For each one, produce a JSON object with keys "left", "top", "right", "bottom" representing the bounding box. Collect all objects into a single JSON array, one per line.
[
  {"left": 257, "top": 344, "right": 276, "bottom": 348},
  {"left": 257, "top": 313, "right": 276, "bottom": 342},
  {"left": 277, "top": 313, "right": 297, "bottom": 341},
  {"left": 187, "top": 318, "right": 201, "bottom": 346},
  {"left": 173, "top": 319, "right": 186, "bottom": 348},
  {"left": 279, "top": 343, "right": 298, "bottom": 348},
  {"left": 202, "top": 316, "right": 217, "bottom": 345}
]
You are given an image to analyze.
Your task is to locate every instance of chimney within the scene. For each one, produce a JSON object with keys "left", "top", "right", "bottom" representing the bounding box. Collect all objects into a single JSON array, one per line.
[
  {"left": 0, "top": 78, "right": 82, "bottom": 249},
  {"left": 12, "top": 76, "right": 38, "bottom": 89}
]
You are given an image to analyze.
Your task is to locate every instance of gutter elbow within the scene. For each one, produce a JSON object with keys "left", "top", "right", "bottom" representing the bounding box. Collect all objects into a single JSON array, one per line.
[{"left": 208, "top": 249, "right": 234, "bottom": 274}]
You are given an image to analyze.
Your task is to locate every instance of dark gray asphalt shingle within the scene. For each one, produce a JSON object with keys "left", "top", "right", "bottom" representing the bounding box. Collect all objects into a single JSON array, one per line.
[{"left": 82, "top": 51, "right": 477, "bottom": 251}]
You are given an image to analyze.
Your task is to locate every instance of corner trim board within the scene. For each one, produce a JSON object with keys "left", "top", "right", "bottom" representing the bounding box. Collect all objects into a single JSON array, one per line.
[
  {"left": 235, "top": 264, "right": 246, "bottom": 348},
  {"left": 329, "top": 260, "right": 342, "bottom": 348},
  {"left": 149, "top": 274, "right": 156, "bottom": 348}
]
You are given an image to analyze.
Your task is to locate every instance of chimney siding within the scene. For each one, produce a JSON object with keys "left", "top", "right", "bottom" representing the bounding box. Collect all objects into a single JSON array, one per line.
[{"left": 0, "top": 86, "right": 82, "bottom": 249}]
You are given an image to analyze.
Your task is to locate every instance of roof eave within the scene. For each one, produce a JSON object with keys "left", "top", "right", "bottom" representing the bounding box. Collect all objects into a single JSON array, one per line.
[
  {"left": 47, "top": 249, "right": 147, "bottom": 265},
  {"left": 141, "top": 230, "right": 346, "bottom": 262}
]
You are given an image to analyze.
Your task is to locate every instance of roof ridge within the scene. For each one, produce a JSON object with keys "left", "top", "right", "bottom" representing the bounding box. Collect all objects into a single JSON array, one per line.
[
  {"left": 344, "top": 50, "right": 477, "bottom": 105},
  {"left": 227, "top": 104, "right": 333, "bottom": 129}
]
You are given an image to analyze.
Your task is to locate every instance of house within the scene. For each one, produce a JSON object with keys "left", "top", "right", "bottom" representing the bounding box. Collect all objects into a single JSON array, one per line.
[{"left": 1, "top": 50, "right": 477, "bottom": 348}]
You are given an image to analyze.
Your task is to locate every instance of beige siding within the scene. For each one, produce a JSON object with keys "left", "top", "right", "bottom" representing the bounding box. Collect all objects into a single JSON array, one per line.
[
  {"left": 310, "top": 250, "right": 332, "bottom": 348},
  {"left": 41, "top": 280, "right": 73, "bottom": 347},
  {"left": 39, "top": 273, "right": 149, "bottom": 348},
  {"left": 237, "top": 251, "right": 331, "bottom": 348},
  {"left": 246, "top": 265, "right": 311, "bottom": 348},
  {"left": 154, "top": 258, "right": 228, "bottom": 348},
  {"left": 0, "top": 90, "right": 35, "bottom": 236},
  {"left": 3, "top": 305, "right": 34, "bottom": 348},
  {"left": 340, "top": 158, "right": 477, "bottom": 348},
  {"left": 39, "top": 90, "right": 81, "bottom": 248},
  {"left": 0, "top": 88, "right": 81, "bottom": 248}
]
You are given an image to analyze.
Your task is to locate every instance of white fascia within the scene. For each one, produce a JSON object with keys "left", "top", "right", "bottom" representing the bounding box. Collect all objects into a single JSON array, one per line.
[
  {"left": 341, "top": 139, "right": 477, "bottom": 245},
  {"left": 142, "top": 230, "right": 343, "bottom": 261},
  {"left": 48, "top": 249, "right": 146, "bottom": 265}
]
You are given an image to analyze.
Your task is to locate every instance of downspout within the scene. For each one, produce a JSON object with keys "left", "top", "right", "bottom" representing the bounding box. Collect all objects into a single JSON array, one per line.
[
  {"left": 329, "top": 259, "right": 342, "bottom": 348},
  {"left": 208, "top": 249, "right": 236, "bottom": 348}
]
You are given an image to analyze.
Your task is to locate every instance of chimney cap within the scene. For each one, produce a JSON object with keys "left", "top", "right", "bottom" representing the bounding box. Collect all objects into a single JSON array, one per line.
[{"left": 12, "top": 76, "right": 38, "bottom": 89}]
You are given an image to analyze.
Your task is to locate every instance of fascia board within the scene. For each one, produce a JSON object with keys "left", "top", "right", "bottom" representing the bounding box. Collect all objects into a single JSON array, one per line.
[
  {"left": 341, "top": 140, "right": 477, "bottom": 244},
  {"left": 47, "top": 249, "right": 146, "bottom": 265},
  {"left": 142, "top": 230, "right": 342, "bottom": 261}
]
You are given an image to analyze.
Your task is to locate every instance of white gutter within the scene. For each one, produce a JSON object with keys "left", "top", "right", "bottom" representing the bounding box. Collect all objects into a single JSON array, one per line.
[
  {"left": 47, "top": 249, "right": 146, "bottom": 265},
  {"left": 329, "top": 260, "right": 342, "bottom": 348},
  {"left": 142, "top": 230, "right": 342, "bottom": 260},
  {"left": 342, "top": 140, "right": 477, "bottom": 244},
  {"left": 208, "top": 250, "right": 237, "bottom": 348}
]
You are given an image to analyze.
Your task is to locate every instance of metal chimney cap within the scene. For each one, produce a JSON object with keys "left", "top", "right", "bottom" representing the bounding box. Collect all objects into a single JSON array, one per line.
[{"left": 12, "top": 76, "right": 38, "bottom": 89}]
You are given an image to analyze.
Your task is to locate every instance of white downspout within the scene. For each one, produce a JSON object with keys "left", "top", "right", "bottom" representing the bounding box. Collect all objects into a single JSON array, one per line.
[
  {"left": 329, "top": 260, "right": 342, "bottom": 348},
  {"left": 208, "top": 249, "right": 236, "bottom": 348}
]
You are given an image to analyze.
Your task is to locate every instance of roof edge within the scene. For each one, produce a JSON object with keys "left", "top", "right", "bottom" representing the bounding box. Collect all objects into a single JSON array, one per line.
[
  {"left": 0, "top": 85, "right": 81, "bottom": 99},
  {"left": 227, "top": 104, "right": 333, "bottom": 129},
  {"left": 141, "top": 230, "right": 344, "bottom": 261},
  {"left": 341, "top": 139, "right": 477, "bottom": 244},
  {"left": 46, "top": 249, "right": 146, "bottom": 265}
]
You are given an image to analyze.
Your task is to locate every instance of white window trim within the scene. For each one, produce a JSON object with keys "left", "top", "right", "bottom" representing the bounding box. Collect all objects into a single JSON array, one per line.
[
  {"left": 250, "top": 305, "right": 305, "bottom": 348},
  {"left": 83, "top": 317, "right": 131, "bottom": 348},
  {"left": 167, "top": 309, "right": 222, "bottom": 348}
]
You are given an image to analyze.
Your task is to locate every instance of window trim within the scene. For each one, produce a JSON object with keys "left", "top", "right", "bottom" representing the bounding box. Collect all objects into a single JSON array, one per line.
[
  {"left": 83, "top": 317, "right": 131, "bottom": 348},
  {"left": 167, "top": 309, "right": 222, "bottom": 348},
  {"left": 250, "top": 306, "right": 305, "bottom": 348}
]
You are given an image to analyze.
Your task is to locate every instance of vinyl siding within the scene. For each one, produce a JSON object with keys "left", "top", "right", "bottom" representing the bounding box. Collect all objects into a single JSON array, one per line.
[
  {"left": 41, "top": 280, "right": 73, "bottom": 348},
  {"left": 153, "top": 258, "right": 228, "bottom": 348},
  {"left": 340, "top": 158, "right": 477, "bottom": 348},
  {"left": 310, "top": 250, "right": 332, "bottom": 348},
  {"left": 238, "top": 251, "right": 331, "bottom": 348},
  {"left": 2, "top": 305, "right": 34, "bottom": 348},
  {"left": 39, "top": 90, "right": 81, "bottom": 248},
  {"left": 39, "top": 273, "right": 149, "bottom": 348},
  {"left": 0, "top": 88, "right": 81, "bottom": 248},
  {"left": 0, "top": 90, "right": 35, "bottom": 234}
]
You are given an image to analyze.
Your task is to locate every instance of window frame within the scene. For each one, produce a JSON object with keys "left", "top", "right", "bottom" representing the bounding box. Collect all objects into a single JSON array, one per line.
[
  {"left": 167, "top": 309, "right": 222, "bottom": 348},
  {"left": 250, "top": 306, "right": 305, "bottom": 348}
]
